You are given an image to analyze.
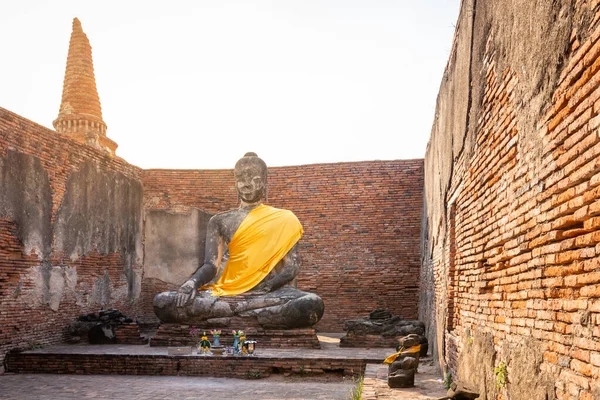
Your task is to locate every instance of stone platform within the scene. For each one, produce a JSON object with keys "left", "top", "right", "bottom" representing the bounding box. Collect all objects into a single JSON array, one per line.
[
  {"left": 5, "top": 337, "right": 392, "bottom": 379},
  {"left": 151, "top": 323, "right": 320, "bottom": 348},
  {"left": 340, "top": 334, "right": 401, "bottom": 348}
]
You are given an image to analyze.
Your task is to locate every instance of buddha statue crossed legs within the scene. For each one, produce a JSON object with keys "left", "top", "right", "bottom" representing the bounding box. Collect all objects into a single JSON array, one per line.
[{"left": 153, "top": 153, "right": 324, "bottom": 329}]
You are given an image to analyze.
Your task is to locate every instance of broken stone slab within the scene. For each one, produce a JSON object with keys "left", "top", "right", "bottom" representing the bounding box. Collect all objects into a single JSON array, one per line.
[
  {"left": 76, "top": 309, "right": 133, "bottom": 325},
  {"left": 343, "top": 315, "right": 425, "bottom": 337},
  {"left": 69, "top": 308, "right": 140, "bottom": 344},
  {"left": 447, "top": 382, "right": 480, "bottom": 399},
  {"left": 340, "top": 313, "right": 428, "bottom": 350}
]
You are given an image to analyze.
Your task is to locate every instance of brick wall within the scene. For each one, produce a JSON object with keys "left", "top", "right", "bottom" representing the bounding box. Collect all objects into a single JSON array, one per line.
[
  {"left": 6, "top": 351, "right": 370, "bottom": 378},
  {"left": 0, "top": 107, "right": 144, "bottom": 369},
  {"left": 143, "top": 160, "right": 424, "bottom": 331},
  {"left": 422, "top": 1, "right": 600, "bottom": 399},
  {"left": 1, "top": 102, "right": 424, "bottom": 369}
]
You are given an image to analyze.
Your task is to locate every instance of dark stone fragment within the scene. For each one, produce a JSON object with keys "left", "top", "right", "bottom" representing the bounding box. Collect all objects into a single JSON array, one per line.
[
  {"left": 399, "top": 357, "right": 418, "bottom": 370},
  {"left": 99, "top": 309, "right": 122, "bottom": 319},
  {"left": 389, "top": 353, "right": 420, "bottom": 375},
  {"left": 343, "top": 315, "right": 425, "bottom": 337},
  {"left": 397, "top": 334, "right": 421, "bottom": 348},
  {"left": 388, "top": 369, "right": 415, "bottom": 388},
  {"left": 88, "top": 324, "right": 116, "bottom": 344},
  {"left": 369, "top": 308, "right": 392, "bottom": 320},
  {"left": 79, "top": 313, "right": 99, "bottom": 322},
  {"left": 395, "top": 334, "right": 429, "bottom": 356},
  {"left": 72, "top": 309, "right": 135, "bottom": 343},
  {"left": 420, "top": 339, "right": 429, "bottom": 357}
]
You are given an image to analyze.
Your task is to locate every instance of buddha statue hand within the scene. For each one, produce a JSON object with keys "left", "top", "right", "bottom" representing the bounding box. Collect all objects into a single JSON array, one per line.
[{"left": 176, "top": 278, "right": 198, "bottom": 307}]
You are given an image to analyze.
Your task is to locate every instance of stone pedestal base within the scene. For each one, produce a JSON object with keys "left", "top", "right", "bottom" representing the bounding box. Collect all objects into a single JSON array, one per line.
[{"left": 150, "top": 323, "right": 320, "bottom": 348}]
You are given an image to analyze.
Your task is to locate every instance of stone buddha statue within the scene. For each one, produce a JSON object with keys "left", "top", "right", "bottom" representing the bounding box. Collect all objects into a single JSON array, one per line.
[{"left": 153, "top": 152, "right": 324, "bottom": 329}]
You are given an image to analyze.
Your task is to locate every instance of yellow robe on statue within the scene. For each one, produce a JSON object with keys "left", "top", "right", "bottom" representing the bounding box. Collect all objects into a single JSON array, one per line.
[
  {"left": 383, "top": 345, "right": 421, "bottom": 364},
  {"left": 202, "top": 204, "right": 303, "bottom": 297}
]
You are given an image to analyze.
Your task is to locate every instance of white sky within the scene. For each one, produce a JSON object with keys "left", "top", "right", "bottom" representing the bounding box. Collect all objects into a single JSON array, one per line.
[{"left": 1, "top": 0, "right": 460, "bottom": 169}]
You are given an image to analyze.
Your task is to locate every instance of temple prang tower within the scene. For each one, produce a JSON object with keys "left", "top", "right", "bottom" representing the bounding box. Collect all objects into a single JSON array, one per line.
[{"left": 53, "top": 18, "right": 118, "bottom": 155}]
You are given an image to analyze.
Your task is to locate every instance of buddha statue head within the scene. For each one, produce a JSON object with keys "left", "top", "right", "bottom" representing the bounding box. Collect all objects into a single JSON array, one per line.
[{"left": 234, "top": 152, "right": 267, "bottom": 204}]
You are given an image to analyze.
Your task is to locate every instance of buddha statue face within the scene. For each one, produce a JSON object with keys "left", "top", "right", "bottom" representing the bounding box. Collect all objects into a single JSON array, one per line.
[{"left": 234, "top": 153, "right": 267, "bottom": 204}]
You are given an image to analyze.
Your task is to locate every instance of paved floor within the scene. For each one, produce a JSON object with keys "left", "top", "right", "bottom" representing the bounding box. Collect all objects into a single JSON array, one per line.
[
  {"left": 0, "top": 334, "right": 447, "bottom": 399},
  {"left": 0, "top": 373, "right": 357, "bottom": 400},
  {"left": 361, "top": 361, "right": 448, "bottom": 400}
]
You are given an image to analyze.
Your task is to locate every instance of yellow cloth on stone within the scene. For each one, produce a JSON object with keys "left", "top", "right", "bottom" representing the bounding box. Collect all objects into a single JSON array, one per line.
[
  {"left": 383, "top": 345, "right": 421, "bottom": 364},
  {"left": 203, "top": 204, "right": 303, "bottom": 297}
]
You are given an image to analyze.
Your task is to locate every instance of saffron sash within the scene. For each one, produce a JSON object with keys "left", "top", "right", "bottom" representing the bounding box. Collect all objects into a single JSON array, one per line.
[
  {"left": 383, "top": 345, "right": 422, "bottom": 364},
  {"left": 203, "top": 204, "right": 303, "bottom": 296}
]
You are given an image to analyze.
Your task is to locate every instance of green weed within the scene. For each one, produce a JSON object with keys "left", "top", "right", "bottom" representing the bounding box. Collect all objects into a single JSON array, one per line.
[
  {"left": 443, "top": 372, "right": 453, "bottom": 389},
  {"left": 349, "top": 376, "right": 363, "bottom": 400},
  {"left": 245, "top": 370, "right": 262, "bottom": 379},
  {"left": 494, "top": 361, "right": 507, "bottom": 388}
]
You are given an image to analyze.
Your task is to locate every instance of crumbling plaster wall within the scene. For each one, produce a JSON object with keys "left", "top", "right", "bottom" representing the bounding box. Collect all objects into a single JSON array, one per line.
[
  {"left": 0, "top": 107, "right": 144, "bottom": 369},
  {"left": 422, "top": 0, "right": 600, "bottom": 399},
  {"left": 143, "top": 208, "right": 212, "bottom": 286}
]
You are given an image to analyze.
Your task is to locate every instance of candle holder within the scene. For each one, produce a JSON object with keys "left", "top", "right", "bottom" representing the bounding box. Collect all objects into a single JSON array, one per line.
[{"left": 245, "top": 340, "right": 257, "bottom": 356}]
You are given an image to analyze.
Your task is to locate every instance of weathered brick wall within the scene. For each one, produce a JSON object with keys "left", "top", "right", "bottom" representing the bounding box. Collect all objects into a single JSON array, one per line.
[
  {"left": 1, "top": 107, "right": 423, "bottom": 367},
  {"left": 0, "top": 107, "right": 144, "bottom": 369},
  {"left": 143, "top": 160, "right": 424, "bottom": 331},
  {"left": 422, "top": 1, "right": 600, "bottom": 399}
]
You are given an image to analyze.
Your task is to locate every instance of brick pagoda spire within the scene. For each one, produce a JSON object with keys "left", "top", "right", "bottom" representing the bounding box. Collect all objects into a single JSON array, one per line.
[{"left": 53, "top": 18, "right": 117, "bottom": 155}]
